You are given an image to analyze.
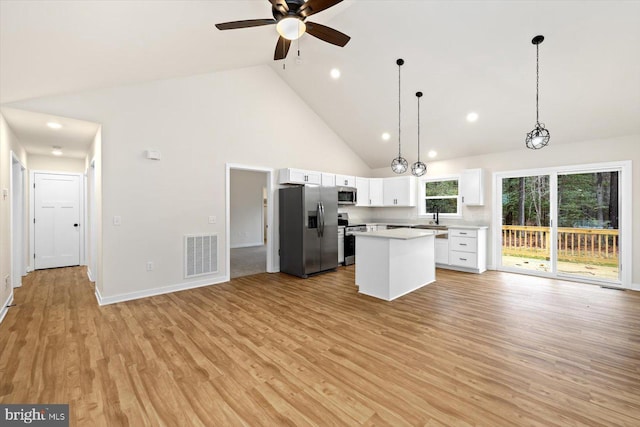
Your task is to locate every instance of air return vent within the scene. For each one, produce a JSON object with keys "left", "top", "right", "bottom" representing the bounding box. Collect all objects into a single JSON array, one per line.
[{"left": 184, "top": 234, "right": 218, "bottom": 278}]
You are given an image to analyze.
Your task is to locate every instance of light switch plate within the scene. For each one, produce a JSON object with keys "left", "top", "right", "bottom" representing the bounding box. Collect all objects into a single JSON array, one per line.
[{"left": 113, "top": 216, "right": 122, "bottom": 226}]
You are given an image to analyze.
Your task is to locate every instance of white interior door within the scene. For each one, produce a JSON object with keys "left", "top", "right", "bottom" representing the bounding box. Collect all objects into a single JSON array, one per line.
[{"left": 34, "top": 173, "right": 81, "bottom": 269}]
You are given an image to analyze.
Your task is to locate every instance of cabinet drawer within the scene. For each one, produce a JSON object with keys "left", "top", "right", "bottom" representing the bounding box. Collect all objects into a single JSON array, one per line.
[
  {"left": 450, "top": 236, "right": 477, "bottom": 253},
  {"left": 449, "top": 251, "right": 477, "bottom": 268},
  {"left": 449, "top": 228, "right": 478, "bottom": 238}
]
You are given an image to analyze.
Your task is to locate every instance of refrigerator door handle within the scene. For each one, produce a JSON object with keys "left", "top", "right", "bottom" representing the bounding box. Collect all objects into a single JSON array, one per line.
[
  {"left": 319, "top": 202, "right": 325, "bottom": 237},
  {"left": 316, "top": 203, "right": 322, "bottom": 237}
]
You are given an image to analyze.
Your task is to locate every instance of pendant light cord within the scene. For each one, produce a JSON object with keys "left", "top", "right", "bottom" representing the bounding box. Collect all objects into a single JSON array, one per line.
[
  {"left": 398, "top": 61, "right": 402, "bottom": 158},
  {"left": 536, "top": 43, "right": 540, "bottom": 125},
  {"left": 417, "top": 94, "right": 421, "bottom": 161}
]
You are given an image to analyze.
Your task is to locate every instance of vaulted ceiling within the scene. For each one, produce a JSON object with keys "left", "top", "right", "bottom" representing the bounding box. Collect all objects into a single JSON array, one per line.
[{"left": 2, "top": 1, "right": 639, "bottom": 167}]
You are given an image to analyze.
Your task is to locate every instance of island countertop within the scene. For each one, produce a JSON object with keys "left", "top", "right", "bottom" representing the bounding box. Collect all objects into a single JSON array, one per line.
[{"left": 352, "top": 228, "right": 448, "bottom": 240}]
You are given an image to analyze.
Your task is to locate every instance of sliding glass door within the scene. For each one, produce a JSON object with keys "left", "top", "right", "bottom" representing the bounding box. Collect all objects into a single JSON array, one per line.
[
  {"left": 497, "top": 163, "right": 625, "bottom": 286},
  {"left": 557, "top": 171, "right": 619, "bottom": 282},
  {"left": 501, "top": 175, "right": 552, "bottom": 274}
]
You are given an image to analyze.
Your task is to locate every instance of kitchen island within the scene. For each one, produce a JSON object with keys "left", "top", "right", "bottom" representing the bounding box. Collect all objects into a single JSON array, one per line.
[{"left": 352, "top": 228, "right": 446, "bottom": 301}]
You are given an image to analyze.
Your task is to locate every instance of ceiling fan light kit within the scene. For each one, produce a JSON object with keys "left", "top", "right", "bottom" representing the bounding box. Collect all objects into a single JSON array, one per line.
[
  {"left": 215, "top": 0, "right": 350, "bottom": 60},
  {"left": 276, "top": 17, "right": 305, "bottom": 40},
  {"left": 526, "top": 35, "right": 550, "bottom": 150}
]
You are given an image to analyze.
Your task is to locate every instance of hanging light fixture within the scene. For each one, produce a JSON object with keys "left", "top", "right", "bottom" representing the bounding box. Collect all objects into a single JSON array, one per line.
[
  {"left": 391, "top": 58, "right": 408, "bottom": 174},
  {"left": 411, "top": 91, "right": 427, "bottom": 177},
  {"left": 526, "top": 35, "right": 550, "bottom": 150}
]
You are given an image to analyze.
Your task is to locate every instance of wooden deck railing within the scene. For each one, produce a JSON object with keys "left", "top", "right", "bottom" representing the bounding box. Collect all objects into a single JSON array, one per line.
[{"left": 502, "top": 225, "right": 619, "bottom": 263}]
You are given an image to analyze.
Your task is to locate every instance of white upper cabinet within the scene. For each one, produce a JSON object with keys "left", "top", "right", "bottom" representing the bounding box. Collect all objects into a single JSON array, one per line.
[
  {"left": 369, "top": 178, "right": 384, "bottom": 206},
  {"left": 335, "top": 174, "right": 356, "bottom": 188},
  {"left": 460, "top": 168, "right": 485, "bottom": 206},
  {"left": 383, "top": 176, "right": 416, "bottom": 207},
  {"left": 321, "top": 173, "right": 336, "bottom": 187},
  {"left": 355, "top": 177, "right": 370, "bottom": 206},
  {"left": 279, "top": 168, "right": 322, "bottom": 185}
]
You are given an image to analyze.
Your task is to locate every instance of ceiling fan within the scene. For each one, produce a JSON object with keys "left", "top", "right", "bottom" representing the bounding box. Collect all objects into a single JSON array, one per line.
[{"left": 215, "top": 0, "right": 351, "bottom": 60}]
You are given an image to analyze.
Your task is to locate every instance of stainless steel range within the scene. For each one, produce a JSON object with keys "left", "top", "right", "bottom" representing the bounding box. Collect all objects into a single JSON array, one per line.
[{"left": 338, "top": 213, "right": 365, "bottom": 265}]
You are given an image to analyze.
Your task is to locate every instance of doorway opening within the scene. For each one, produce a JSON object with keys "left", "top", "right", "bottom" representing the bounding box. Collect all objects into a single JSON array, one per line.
[
  {"left": 11, "top": 153, "right": 26, "bottom": 287},
  {"left": 226, "top": 164, "right": 274, "bottom": 279},
  {"left": 495, "top": 161, "right": 631, "bottom": 288}
]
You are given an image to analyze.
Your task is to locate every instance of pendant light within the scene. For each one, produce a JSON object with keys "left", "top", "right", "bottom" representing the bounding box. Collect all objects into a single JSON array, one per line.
[
  {"left": 526, "top": 35, "right": 550, "bottom": 150},
  {"left": 411, "top": 91, "right": 427, "bottom": 177},
  {"left": 391, "top": 58, "right": 408, "bottom": 174}
]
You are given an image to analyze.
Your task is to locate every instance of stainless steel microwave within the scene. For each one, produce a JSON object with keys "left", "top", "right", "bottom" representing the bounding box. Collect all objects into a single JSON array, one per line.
[{"left": 337, "top": 187, "right": 357, "bottom": 205}]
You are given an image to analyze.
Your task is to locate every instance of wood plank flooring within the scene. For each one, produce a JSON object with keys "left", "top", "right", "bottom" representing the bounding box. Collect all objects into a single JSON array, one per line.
[{"left": 1, "top": 266, "right": 639, "bottom": 426}]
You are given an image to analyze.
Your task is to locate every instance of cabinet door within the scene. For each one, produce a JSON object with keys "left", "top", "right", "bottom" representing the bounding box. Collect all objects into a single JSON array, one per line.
[
  {"left": 335, "top": 174, "right": 356, "bottom": 187},
  {"left": 435, "top": 239, "right": 449, "bottom": 264},
  {"left": 460, "top": 169, "right": 484, "bottom": 206},
  {"left": 383, "top": 176, "right": 416, "bottom": 206},
  {"left": 281, "top": 168, "right": 322, "bottom": 185},
  {"left": 321, "top": 173, "right": 336, "bottom": 187},
  {"left": 369, "top": 178, "right": 384, "bottom": 206},
  {"left": 355, "top": 177, "right": 370, "bottom": 206}
]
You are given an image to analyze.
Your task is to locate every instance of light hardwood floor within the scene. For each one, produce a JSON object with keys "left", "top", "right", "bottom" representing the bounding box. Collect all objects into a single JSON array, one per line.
[{"left": 1, "top": 266, "right": 639, "bottom": 426}]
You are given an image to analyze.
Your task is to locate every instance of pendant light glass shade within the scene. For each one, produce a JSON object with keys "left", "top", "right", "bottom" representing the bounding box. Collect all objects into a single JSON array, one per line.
[
  {"left": 526, "top": 35, "right": 550, "bottom": 150},
  {"left": 391, "top": 58, "right": 408, "bottom": 174},
  {"left": 411, "top": 91, "right": 427, "bottom": 177}
]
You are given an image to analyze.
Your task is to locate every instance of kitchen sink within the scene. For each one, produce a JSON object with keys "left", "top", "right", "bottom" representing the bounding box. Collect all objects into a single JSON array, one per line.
[
  {"left": 412, "top": 224, "right": 448, "bottom": 238},
  {"left": 412, "top": 225, "right": 448, "bottom": 230}
]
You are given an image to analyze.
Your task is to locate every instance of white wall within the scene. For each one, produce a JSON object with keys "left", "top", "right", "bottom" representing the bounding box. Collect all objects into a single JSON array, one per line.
[
  {"left": 0, "top": 114, "right": 28, "bottom": 319},
  {"left": 230, "top": 169, "right": 265, "bottom": 248},
  {"left": 28, "top": 154, "right": 86, "bottom": 173},
  {"left": 7, "top": 65, "right": 371, "bottom": 301},
  {"left": 368, "top": 135, "right": 640, "bottom": 286},
  {"left": 84, "top": 128, "right": 102, "bottom": 291}
]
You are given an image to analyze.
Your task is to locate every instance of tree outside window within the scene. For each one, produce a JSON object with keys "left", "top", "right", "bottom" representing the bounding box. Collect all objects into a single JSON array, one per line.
[{"left": 419, "top": 176, "right": 461, "bottom": 217}]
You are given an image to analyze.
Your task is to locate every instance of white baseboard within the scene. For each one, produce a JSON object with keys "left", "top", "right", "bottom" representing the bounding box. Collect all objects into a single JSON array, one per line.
[
  {"left": 94, "top": 275, "right": 230, "bottom": 306},
  {"left": 231, "top": 242, "right": 265, "bottom": 249},
  {"left": 630, "top": 283, "right": 640, "bottom": 292},
  {"left": 87, "top": 268, "right": 95, "bottom": 283},
  {"left": 26, "top": 265, "right": 33, "bottom": 273},
  {"left": 0, "top": 292, "right": 14, "bottom": 325}
]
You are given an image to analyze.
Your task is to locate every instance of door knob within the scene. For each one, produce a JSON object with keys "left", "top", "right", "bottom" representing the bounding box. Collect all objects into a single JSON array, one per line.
[{"left": 73, "top": 223, "right": 79, "bottom": 227}]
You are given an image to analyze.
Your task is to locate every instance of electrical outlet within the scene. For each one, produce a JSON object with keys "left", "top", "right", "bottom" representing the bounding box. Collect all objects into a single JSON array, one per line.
[
  {"left": 208, "top": 216, "right": 216, "bottom": 224},
  {"left": 4, "top": 275, "right": 10, "bottom": 290},
  {"left": 146, "top": 261, "right": 154, "bottom": 271},
  {"left": 113, "top": 216, "right": 122, "bottom": 226}
]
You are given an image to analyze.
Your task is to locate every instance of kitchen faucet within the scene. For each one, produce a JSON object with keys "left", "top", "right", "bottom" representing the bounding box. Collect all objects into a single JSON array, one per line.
[{"left": 433, "top": 206, "right": 440, "bottom": 225}]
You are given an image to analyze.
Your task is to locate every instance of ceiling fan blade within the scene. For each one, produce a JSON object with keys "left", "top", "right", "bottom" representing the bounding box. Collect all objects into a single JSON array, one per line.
[
  {"left": 298, "top": 0, "right": 343, "bottom": 18},
  {"left": 215, "top": 19, "right": 277, "bottom": 30},
  {"left": 305, "top": 22, "right": 350, "bottom": 47},
  {"left": 274, "top": 36, "right": 292, "bottom": 60},
  {"left": 268, "top": 0, "right": 289, "bottom": 13}
]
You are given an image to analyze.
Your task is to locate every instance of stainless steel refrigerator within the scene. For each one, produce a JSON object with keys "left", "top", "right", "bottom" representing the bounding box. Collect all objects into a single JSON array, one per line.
[{"left": 279, "top": 185, "right": 338, "bottom": 278}]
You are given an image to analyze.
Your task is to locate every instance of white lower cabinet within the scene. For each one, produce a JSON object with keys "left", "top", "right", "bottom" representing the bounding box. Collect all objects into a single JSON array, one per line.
[
  {"left": 437, "top": 227, "right": 487, "bottom": 273},
  {"left": 435, "top": 239, "right": 449, "bottom": 265}
]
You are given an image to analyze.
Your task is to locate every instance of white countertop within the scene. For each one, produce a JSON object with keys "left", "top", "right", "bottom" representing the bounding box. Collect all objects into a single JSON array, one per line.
[
  {"left": 352, "top": 228, "right": 447, "bottom": 240},
  {"left": 362, "top": 222, "right": 488, "bottom": 230}
]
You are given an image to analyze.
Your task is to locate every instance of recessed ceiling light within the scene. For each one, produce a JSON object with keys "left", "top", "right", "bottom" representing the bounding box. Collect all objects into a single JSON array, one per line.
[
  {"left": 51, "top": 146, "right": 63, "bottom": 156},
  {"left": 47, "top": 122, "right": 62, "bottom": 129},
  {"left": 381, "top": 132, "right": 391, "bottom": 141},
  {"left": 466, "top": 112, "right": 479, "bottom": 123},
  {"left": 428, "top": 150, "right": 437, "bottom": 158},
  {"left": 330, "top": 68, "right": 341, "bottom": 79}
]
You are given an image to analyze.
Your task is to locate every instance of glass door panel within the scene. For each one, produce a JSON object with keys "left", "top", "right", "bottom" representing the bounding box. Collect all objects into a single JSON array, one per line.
[
  {"left": 557, "top": 171, "right": 620, "bottom": 282},
  {"left": 501, "top": 175, "right": 551, "bottom": 273}
]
